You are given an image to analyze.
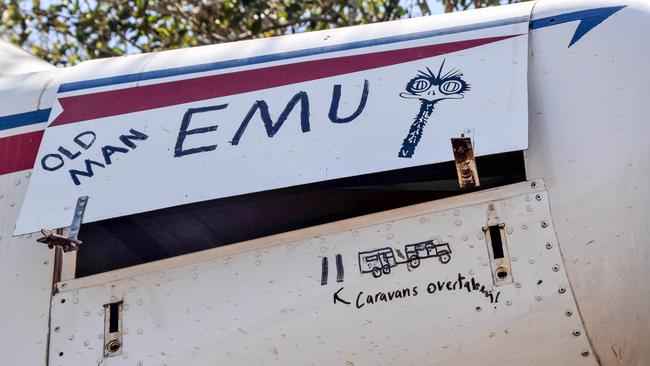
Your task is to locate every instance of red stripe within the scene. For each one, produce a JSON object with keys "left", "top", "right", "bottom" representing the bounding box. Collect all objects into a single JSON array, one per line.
[
  {"left": 52, "top": 35, "right": 518, "bottom": 126},
  {"left": 0, "top": 130, "right": 44, "bottom": 175}
]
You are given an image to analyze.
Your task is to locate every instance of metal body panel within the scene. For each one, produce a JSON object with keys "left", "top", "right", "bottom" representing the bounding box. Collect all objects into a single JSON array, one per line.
[
  {"left": 49, "top": 181, "right": 596, "bottom": 365},
  {"left": 0, "top": 170, "right": 54, "bottom": 366},
  {"left": 527, "top": 0, "right": 650, "bottom": 364},
  {"left": 14, "top": 3, "right": 533, "bottom": 235}
]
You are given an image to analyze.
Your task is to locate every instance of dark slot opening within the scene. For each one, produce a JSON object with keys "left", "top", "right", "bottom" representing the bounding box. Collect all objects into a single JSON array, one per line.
[
  {"left": 108, "top": 302, "right": 121, "bottom": 333},
  {"left": 489, "top": 225, "right": 504, "bottom": 259},
  {"left": 77, "top": 151, "right": 526, "bottom": 277}
]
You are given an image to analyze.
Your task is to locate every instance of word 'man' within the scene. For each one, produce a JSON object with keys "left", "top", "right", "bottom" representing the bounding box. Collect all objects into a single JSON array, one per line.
[{"left": 40, "top": 129, "right": 148, "bottom": 185}]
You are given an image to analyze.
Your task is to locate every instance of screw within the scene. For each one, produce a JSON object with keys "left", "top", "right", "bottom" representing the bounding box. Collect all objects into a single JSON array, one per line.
[
  {"left": 546, "top": 242, "right": 553, "bottom": 249},
  {"left": 573, "top": 330, "right": 581, "bottom": 337},
  {"left": 565, "top": 309, "right": 573, "bottom": 316},
  {"left": 106, "top": 340, "right": 121, "bottom": 353},
  {"left": 559, "top": 286, "right": 567, "bottom": 294},
  {"left": 541, "top": 220, "right": 549, "bottom": 228},
  {"left": 581, "top": 350, "right": 590, "bottom": 357},
  {"left": 552, "top": 264, "right": 560, "bottom": 272}
]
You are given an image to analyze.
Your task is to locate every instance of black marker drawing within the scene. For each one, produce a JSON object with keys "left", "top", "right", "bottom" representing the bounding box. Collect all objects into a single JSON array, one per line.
[
  {"left": 335, "top": 254, "right": 344, "bottom": 283},
  {"left": 321, "top": 257, "right": 329, "bottom": 286},
  {"left": 358, "top": 239, "right": 452, "bottom": 278},
  {"left": 398, "top": 60, "right": 470, "bottom": 158}
]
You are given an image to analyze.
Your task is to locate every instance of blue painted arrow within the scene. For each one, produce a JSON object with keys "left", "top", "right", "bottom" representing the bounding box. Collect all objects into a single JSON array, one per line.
[{"left": 530, "top": 6, "right": 626, "bottom": 47}]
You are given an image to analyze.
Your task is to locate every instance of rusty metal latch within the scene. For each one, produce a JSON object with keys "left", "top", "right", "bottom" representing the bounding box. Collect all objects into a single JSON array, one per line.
[
  {"left": 37, "top": 196, "right": 88, "bottom": 252},
  {"left": 451, "top": 137, "right": 480, "bottom": 188}
]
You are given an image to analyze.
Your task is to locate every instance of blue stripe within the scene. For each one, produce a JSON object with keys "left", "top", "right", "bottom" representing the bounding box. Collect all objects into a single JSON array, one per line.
[
  {"left": 0, "top": 109, "right": 51, "bottom": 132},
  {"left": 58, "top": 16, "right": 528, "bottom": 93},
  {"left": 529, "top": 6, "right": 624, "bottom": 30}
]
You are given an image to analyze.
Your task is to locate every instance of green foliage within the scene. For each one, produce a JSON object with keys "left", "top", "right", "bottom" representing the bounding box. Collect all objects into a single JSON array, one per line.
[{"left": 0, "top": 0, "right": 515, "bottom": 67}]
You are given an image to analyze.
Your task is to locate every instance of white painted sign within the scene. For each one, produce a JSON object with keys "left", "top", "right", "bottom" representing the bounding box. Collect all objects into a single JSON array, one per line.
[{"left": 15, "top": 5, "right": 530, "bottom": 234}]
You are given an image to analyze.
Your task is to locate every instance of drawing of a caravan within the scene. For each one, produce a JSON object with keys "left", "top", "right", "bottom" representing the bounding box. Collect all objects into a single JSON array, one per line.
[
  {"left": 405, "top": 240, "right": 452, "bottom": 268},
  {"left": 358, "top": 248, "right": 399, "bottom": 278},
  {"left": 358, "top": 239, "right": 452, "bottom": 278}
]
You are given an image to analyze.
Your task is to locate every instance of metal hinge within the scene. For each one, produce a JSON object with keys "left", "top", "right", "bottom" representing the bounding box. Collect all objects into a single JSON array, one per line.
[
  {"left": 451, "top": 137, "right": 480, "bottom": 188},
  {"left": 37, "top": 196, "right": 88, "bottom": 252}
]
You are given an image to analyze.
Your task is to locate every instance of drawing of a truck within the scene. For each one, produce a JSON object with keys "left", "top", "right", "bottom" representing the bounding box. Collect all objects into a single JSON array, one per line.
[{"left": 404, "top": 240, "right": 452, "bottom": 269}]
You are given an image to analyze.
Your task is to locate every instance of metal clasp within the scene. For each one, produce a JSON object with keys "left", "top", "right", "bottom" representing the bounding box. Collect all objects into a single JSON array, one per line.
[{"left": 37, "top": 196, "right": 88, "bottom": 252}]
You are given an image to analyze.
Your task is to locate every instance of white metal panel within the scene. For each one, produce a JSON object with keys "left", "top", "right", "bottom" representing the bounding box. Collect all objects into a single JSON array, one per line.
[
  {"left": 15, "top": 4, "right": 533, "bottom": 235},
  {"left": 527, "top": 0, "right": 650, "bottom": 364},
  {"left": 0, "top": 170, "right": 54, "bottom": 366},
  {"left": 49, "top": 180, "right": 596, "bottom": 366}
]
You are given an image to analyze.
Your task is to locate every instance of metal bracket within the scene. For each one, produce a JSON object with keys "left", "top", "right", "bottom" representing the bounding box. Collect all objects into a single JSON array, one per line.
[
  {"left": 451, "top": 137, "right": 480, "bottom": 188},
  {"left": 37, "top": 196, "right": 88, "bottom": 252}
]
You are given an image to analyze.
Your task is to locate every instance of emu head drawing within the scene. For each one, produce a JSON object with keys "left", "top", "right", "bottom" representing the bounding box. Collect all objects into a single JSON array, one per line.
[{"left": 399, "top": 60, "right": 470, "bottom": 105}]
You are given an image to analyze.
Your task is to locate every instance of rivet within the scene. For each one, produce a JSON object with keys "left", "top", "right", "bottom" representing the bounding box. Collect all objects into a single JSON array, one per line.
[
  {"left": 60, "top": 283, "right": 67, "bottom": 289},
  {"left": 521, "top": 224, "right": 528, "bottom": 230},
  {"left": 453, "top": 209, "right": 460, "bottom": 216},
  {"left": 535, "top": 194, "right": 543, "bottom": 201},
  {"left": 136, "top": 328, "right": 143, "bottom": 335},
  {"left": 385, "top": 223, "right": 392, "bottom": 230},
  {"left": 525, "top": 195, "right": 531, "bottom": 202},
  {"left": 454, "top": 219, "right": 462, "bottom": 227},
  {"left": 511, "top": 255, "right": 518, "bottom": 261},
  {"left": 552, "top": 264, "right": 560, "bottom": 272},
  {"left": 581, "top": 350, "right": 590, "bottom": 357},
  {"left": 506, "top": 300, "right": 512, "bottom": 306},
  {"left": 546, "top": 242, "right": 553, "bottom": 249},
  {"left": 506, "top": 227, "right": 513, "bottom": 235},
  {"left": 54, "top": 326, "right": 61, "bottom": 332},
  {"left": 387, "top": 233, "right": 394, "bottom": 239},
  {"left": 531, "top": 181, "right": 538, "bottom": 188},
  {"left": 419, "top": 217, "right": 427, "bottom": 224},
  {"left": 136, "top": 299, "right": 143, "bottom": 305},
  {"left": 477, "top": 233, "right": 484, "bottom": 240},
  {"left": 68, "top": 335, "right": 74, "bottom": 341},
  {"left": 515, "top": 282, "right": 522, "bottom": 288},
  {"left": 488, "top": 203, "right": 495, "bottom": 211},
  {"left": 528, "top": 258, "right": 535, "bottom": 264},
  {"left": 559, "top": 286, "right": 567, "bottom": 294},
  {"left": 461, "top": 234, "right": 468, "bottom": 241},
  {"left": 319, "top": 237, "right": 326, "bottom": 244},
  {"left": 541, "top": 220, "right": 549, "bottom": 228},
  {"left": 475, "top": 306, "right": 482, "bottom": 312},
  {"left": 565, "top": 309, "right": 573, "bottom": 316},
  {"left": 84, "top": 310, "right": 90, "bottom": 317},
  {"left": 352, "top": 230, "right": 359, "bottom": 237},
  {"left": 526, "top": 205, "right": 533, "bottom": 212},
  {"left": 572, "top": 330, "right": 581, "bottom": 337},
  {"left": 535, "top": 294, "right": 543, "bottom": 301}
]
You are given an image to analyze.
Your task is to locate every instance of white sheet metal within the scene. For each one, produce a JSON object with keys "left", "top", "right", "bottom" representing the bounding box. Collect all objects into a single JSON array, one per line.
[
  {"left": 14, "top": 3, "right": 532, "bottom": 235},
  {"left": 48, "top": 180, "right": 596, "bottom": 365}
]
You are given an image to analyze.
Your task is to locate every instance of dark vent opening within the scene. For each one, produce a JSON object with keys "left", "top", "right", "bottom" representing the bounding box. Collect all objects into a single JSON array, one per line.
[{"left": 76, "top": 151, "right": 526, "bottom": 277}]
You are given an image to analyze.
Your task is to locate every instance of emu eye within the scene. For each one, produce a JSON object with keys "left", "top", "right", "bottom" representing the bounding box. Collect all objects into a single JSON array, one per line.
[
  {"left": 408, "top": 78, "right": 431, "bottom": 93},
  {"left": 439, "top": 79, "right": 463, "bottom": 94}
]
